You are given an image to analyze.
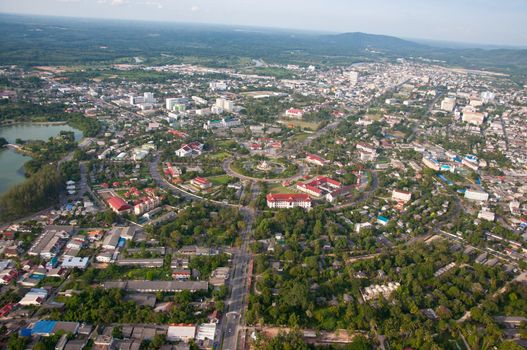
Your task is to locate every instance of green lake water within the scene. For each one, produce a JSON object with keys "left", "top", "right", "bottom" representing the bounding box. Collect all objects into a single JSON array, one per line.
[{"left": 0, "top": 123, "right": 82, "bottom": 194}]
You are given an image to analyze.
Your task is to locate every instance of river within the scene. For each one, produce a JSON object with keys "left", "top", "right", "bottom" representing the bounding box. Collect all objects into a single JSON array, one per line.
[{"left": 0, "top": 123, "right": 83, "bottom": 194}]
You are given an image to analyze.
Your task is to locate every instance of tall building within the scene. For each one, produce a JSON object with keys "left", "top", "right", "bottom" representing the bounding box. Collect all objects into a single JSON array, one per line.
[
  {"left": 440, "top": 97, "right": 456, "bottom": 112},
  {"left": 215, "top": 98, "right": 234, "bottom": 112},
  {"left": 348, "top": 71, "right": 359, "bottom": 85}
]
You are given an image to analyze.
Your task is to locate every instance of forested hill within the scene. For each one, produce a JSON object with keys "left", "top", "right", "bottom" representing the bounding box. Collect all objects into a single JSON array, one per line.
[{"left": 0, "top": 13, "right": 526, "bottom": 80}]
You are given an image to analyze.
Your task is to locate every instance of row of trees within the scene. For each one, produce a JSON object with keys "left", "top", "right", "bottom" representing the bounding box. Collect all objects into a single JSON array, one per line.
[{"left": 0, "top": 164, "right": 63, "bottom": 221}]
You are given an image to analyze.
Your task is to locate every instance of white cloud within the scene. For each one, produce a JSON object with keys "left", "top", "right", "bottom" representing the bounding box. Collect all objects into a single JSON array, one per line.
[
  {"left": 190, "top": 5, "right": 200, "bottom": 12},
  {"left": 111, "top": 0, "right": 128, "bottom": 6},
  {"left": 145, "top": 1, "right": 163, "bottom": 9}
]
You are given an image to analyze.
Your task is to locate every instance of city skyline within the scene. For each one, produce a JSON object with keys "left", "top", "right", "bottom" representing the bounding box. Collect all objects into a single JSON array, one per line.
[{"left": 1, "top": 0, "right": 526, "bottom": 47}]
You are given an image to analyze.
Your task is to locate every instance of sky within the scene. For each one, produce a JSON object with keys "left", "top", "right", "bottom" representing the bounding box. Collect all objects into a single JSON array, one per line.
[{"left": 0, "top": 0, "right": 526, "bottom": 46}]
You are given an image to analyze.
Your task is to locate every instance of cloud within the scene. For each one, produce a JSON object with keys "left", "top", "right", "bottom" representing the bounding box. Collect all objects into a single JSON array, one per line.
[
  {"left": 111, "top": 0, "right": 128, "bottom": 6},
  {"left": 190, "top": 5, "right": 200, "bottom": 12},
  {"left": 145, "top": 1, "right": 163, "bottom": 9}
]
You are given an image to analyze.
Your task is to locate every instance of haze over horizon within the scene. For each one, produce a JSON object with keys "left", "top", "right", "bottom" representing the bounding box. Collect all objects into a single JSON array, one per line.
[{"left": 0, "top": 0, "right": 526, "bottom": 47}]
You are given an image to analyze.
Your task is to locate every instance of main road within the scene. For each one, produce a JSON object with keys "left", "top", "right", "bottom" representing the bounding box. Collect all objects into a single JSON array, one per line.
[{"left": 149, "top": 154, "right": 257, "bottom": 350}]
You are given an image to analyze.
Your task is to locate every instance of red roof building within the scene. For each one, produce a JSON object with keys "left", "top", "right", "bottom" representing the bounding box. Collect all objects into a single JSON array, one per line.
[
  {"left": 191, "top": 177, "right": 212, "bottom": 190},
  {"left": 306, "top": 154, "right": 328, "bottom": 167},
  {"left": 107, "top": 196, "right": 131, "bottom": 214}
]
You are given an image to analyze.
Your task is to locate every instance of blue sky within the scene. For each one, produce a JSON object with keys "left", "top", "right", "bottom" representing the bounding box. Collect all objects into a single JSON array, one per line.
[{"left": 1, "top": 0, "right": 526, "bottom": 46}]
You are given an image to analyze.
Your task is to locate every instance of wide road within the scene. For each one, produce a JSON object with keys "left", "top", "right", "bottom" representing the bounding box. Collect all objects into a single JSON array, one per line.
[
  {"left": 148, "top": 153, "right": 256, "bottom": 350},
  {"left": 219, "top": 182, "right": 259, "bottom": 350}
]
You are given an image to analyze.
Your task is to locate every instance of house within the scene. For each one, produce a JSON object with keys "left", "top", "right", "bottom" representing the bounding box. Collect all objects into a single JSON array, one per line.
[
  {"left": 19, "top": 288, "right": 48, "bottom": 306},
  {"left": 285, "top": 108, "right": 304, "bottom": 119},
  {"left": 28, "top": 226, "right": 74, "bottom": 260},
  {"left": 191, "top": 177, "right": 212, "bottom": 190},
  {"left": 101, "top": 228, "right": 122, "bottom": 250},
  {"left": 305, "top": 154, "right": 328, "bottom": 167},
  {"left": 107, "top": 196, "right": 131, "bottom": 214},
  {"left": 172, "top": 270, "right": 191, "bottom": 280},
  {"left": 96, "top": 250, "right": 114, "bottom": 263},
  {"left": 61, "top": 257, "right": 90, "bottom": 269},
  {"left": 377, "top": 216, "right": 389, "bottom": 226},
  {"left": 266, "top": 193, "right": 312, "bottom": 209},
  {"left": 175, "top": 142, "right": 204, "bottom": 157},
  {"left": 356, "top": 142, "right": 376, "bottom": 154},
  {"left": 392, "top": 190, "right": 412, "bottom": 203}
]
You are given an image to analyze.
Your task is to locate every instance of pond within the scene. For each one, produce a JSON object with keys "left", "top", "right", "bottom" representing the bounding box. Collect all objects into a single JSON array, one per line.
[{"left": 0, "top": 123, "right": 83, "bottom": 194}]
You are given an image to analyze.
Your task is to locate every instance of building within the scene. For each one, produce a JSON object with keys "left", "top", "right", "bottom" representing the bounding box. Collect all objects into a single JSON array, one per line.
[
  {"left": 440, "top": 97, "right": 456, "bottom": 112},
  {"left": 465, "top": 189, "right": 489, "bottom": 202},
  {"left": 191, "top": 177, "right": 212, "bottom": 190},
  {"left": 422, "top": 157, "right": 441, "bottom": 171},
  {"left": 101, "top": 228, "right": 122, "bottom": 250},
  {"left": 285, "top": 108, "right": 304, "bottom": 119},
  {"left": 130, "top": 92, "right": 156, "bottom": 106},
  {"left": 196, "top": 323, "right": 217, "bottom": 341},
  {"left": 203, "top": 117, "right": 241, "bottom": 130},
  {"left": 478, "top": 209, "right": 495, "bottom": 221},
  {"left": 305, "top": 154, "right": 328, "bottom": 167},
  {"left": 356, "top": 142, "right": 376, "bottom": 154},
  {"left": 116, "top": 258, "right": 164, "bottom": 268},
  {"left": 361, "top": 282, "right": 400, "bottom": 301},
  {"left": 19, "top": 288, "right": 48, "bottom": 306},
  {"left": 28, "top": 226, "right": 74, "bottom": 259},
  {"left": 134, "top": 196, "right": 161, "bottom": 216},
  {"left": 266, "top": 193, "right": 312, "bottom": 209},
  {"left": 348, "top": 71, "right": 359, "bottom": 85},
  {"left": 107, "top": 196, "right": 131, "bottom": 214},
  {"left": 175, "top": 142, "right": 204, "bottom": 157},
  {"left": 462, "top": 106, "right": 485, "bottom": 125},
  {"left": 297, "top": 176, "right": 342, "bottom": 198},
  {"left": 166, "top": 97, "right": 187, "bottom": 111},
  {"left": 167, "top": 324, "right": 196, "bottom": 342},
  {"left": 61, "top": 257, "right": 90, "bottom": 269},
  {"left": 392, "top": 190, "right": 412, "bottom": 203},
  {"left": 103, "top": 280, "right": 208, "bottom": 293},
  {"left": 215, "top": 98, "right": 234, "bottom": 112}
]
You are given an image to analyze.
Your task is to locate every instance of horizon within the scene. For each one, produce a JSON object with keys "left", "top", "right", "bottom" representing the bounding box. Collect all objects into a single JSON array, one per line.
[
  {"left": 1, "top": 11, "right": 526, "bottom": 51},
  {"left": 0, "top": 0, "right": 526, "bottom": 47}
]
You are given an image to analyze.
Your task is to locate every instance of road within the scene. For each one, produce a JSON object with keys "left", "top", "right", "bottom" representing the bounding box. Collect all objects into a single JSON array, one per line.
[{"left": 148, "top": 153, "right": 256, "bottom": 350}]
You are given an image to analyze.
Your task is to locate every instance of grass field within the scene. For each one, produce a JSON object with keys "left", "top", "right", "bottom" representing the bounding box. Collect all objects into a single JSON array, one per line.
[
  {"left": 268, "top": 183, "right": 298, "bottom": 194},
  {"left": 279, "top": 119, "right": 321, "bottom": 131},
  {"left": 208, "top": 152, "right": 231, "bottom": 161},
  {"left": 207, "top": 175, "right": 233, "bottom": 186}
]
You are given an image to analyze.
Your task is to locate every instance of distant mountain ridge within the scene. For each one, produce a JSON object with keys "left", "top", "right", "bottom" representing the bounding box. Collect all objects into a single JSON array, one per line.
[
  {"left": 322, "top": 32, "right": 427, "bottom": 51},
  {"left": 0, "top": 13, "right": 525, "bottom": 82}
]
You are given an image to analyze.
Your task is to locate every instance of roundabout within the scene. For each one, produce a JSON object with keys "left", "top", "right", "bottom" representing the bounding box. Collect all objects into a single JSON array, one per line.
[{"left": 223, "top": 156, "right": 307, "bottom": 183}]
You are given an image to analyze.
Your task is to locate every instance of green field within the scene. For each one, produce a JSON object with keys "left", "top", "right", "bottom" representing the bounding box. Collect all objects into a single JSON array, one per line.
[
  {"left": 207, "top": 175, "right": 233, "bottom": 186},
  {"left": 279, "top": 119, "right": 321, "bottom": 131}
]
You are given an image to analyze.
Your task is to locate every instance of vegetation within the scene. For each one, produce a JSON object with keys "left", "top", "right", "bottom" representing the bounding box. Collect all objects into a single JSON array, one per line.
[{"left": 0, "top": 164, "right": 63, "bottom": 221}]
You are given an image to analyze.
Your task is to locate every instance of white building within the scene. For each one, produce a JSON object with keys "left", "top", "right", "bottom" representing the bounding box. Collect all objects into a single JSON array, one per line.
[
  {"left": 348, "top": 71, "right": 359, "bottom": 85},
  {"left": 215, "top": 98, "right": 234, "bottom": 112},
  {"left": 465, "top": 189, "right": 489, "bottom": 202},
  {"left": 61, "top": 257, "right": 90, "bottom": 269},
  {"left": 440, "top": 97, "right": 456, "bottom": 112},
  {"left": 392, "top": 190, "right": 412, "bottom": 203},
  {"left": 167, "top": 325, "right": 196, "bottom": 342},
  {"left": 266, "top": 193, "right": 311, "bottom": 209}
]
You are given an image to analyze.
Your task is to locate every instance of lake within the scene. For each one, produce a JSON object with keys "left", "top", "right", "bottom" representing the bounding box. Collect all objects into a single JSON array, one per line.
[{"left": 0, "top": 123, "right": 83, "bottom": 195}]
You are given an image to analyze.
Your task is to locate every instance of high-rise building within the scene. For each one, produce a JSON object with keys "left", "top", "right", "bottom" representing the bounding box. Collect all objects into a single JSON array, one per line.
[
  {"left": 348, "top": 71, "right": 359, "bottom": 85},
  {"left": 440, "top": 97, "right": 456, "bottom": 112}
]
